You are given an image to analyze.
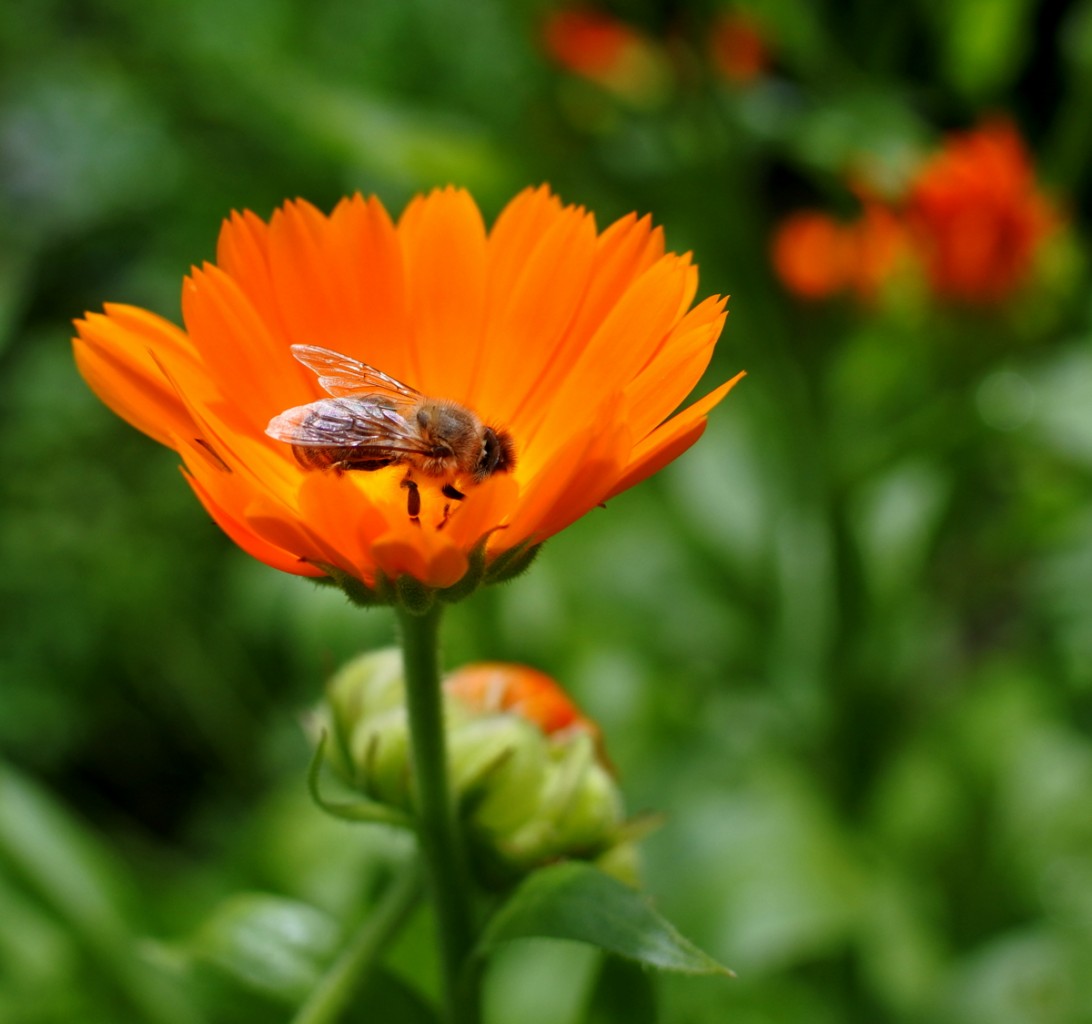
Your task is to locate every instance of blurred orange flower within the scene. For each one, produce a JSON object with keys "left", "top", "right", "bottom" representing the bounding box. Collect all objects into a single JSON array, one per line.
[
  {"left": 771, "top": 204, "right": 907, "bottom": 302},
  {"left": 905, "top": 119, "right": 1058, "bottom": 305},
  {"left": 850, "top": 203, "right": 910, "bottom": 300},
  {"left": 542, "top": 8, "right": 666, "bottom": 100},
  {"left": 543, "top": 9, "right": 638, "bottom": 78},
  {"left": 709, "top": 10, "right": 771, "bottom": 84},
  {"left": 770, "top": 211, "right": 854, "bottom": 300},
  {"left": 74, "top": 187, "right": 737, "bottom": 594}
]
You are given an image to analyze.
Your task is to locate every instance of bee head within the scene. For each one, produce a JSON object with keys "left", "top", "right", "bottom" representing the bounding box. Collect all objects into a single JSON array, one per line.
[{"left": 475, "top": 427, "right": 516, "bottom": 482}]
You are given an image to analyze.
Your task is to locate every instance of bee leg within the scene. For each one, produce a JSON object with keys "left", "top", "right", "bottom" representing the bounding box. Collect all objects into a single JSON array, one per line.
[
  {"left": 400, "top": 477, "right": 421, "bottom": 523},
  {"left": 435, "top": 483, "right": 466, "bottom": 531}
]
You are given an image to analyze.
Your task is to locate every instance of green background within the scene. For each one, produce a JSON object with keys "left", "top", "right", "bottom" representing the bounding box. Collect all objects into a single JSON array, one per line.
[{"left": 4, "top": 0, "right": 1092, "bottom": 1021}]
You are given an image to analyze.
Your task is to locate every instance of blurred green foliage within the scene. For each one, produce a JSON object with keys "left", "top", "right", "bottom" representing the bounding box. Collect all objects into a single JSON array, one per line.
[{"left": 4, "top": 0, "right": 1092, "bottom": 1021}]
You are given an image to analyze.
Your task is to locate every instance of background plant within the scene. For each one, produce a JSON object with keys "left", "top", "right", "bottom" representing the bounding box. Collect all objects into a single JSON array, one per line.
[{"left": 3, "top": 1, "right": 1092, "bottom": 1022}]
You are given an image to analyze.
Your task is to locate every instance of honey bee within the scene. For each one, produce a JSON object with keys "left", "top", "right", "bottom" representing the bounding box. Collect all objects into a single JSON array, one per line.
[{"left": 266, "top": 345, "right": 516, "bottom": 520}]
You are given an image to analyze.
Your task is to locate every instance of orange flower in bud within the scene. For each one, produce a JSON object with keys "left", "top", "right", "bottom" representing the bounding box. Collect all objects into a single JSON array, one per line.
[
  {"left": 446, "top": 661, "right": 614, "bottom": 794},
  {"left": 445, "top": 662, "right": 599, "bottom": 740},
  {"left": 710, "top": 10, "right": 771, "bottom": 84},
  {"left": 904, "top": 120, "right": 1058, "bottom": 305},
  {"left": 74, "top": 187, "right": 737, "bottom": 596}
]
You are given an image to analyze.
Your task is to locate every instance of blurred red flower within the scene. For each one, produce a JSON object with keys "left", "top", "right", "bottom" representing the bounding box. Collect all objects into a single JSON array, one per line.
[
  {"left": 541, "top": 8, "right": 666, "bottom": 100},
  {"left": 904, "top": 119, "right": 1058, "bottom": 305},
  {"left": 543, "top": 9, "right": 638, "bottom": 78},
  {"left": 709, "top": 10, "right": 771, "bottom": 84}
]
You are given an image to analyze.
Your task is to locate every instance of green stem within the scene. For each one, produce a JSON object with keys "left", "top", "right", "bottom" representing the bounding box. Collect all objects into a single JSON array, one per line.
[
  {"left": 396, "top": 604, "right": 480, "bottom": 1024},
  {"left": 291, "top": 862, "right": 425, "bottom": 1024}
]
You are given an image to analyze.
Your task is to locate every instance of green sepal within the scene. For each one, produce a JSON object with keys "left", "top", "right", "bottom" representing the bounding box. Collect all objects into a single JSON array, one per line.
[
  {"left": 484, "top": 541, "right": 541, "bottom": 584},
  {"left": 308, "top": 733, "right": 414, "bottom": 830},
  {"left": 311, "top": 563, "right": 389, "bottom": 608},
  {"left": 394, "top": 574, "right": 436, "bottom": 615}
]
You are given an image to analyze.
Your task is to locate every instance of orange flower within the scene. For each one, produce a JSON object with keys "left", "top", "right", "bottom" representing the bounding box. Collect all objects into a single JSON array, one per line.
[
  {"left": 904, "top": 119, "right": 1058, "bottom": 305},
  {"left": 543, "top": 9, "right": 638, "bottom": 78},
  {"left": 542, "top": 9, "right": 666, "bottom": 100},
  {"left": 848, "top": 202, "right": 910, "bottom": 301},
  {"left": 709, "top": 10, "right": 770, "bottom": 84},
  {"left": 771, "top": 204, "right": 908, "bottom": 303},
  {"left": 74, "top": 187, "right": 737, "bottom": 596},
  {"left": 770, "top": 211, "right": 856, "bottom": 300}
]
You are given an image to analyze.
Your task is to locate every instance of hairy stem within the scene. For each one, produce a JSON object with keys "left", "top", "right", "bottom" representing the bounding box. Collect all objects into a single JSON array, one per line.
[{"left": 396, "top": 603, "right": 480, "bottom": 1024}]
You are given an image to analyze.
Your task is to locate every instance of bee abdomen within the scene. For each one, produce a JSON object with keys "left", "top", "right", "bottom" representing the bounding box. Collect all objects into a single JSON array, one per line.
[{"left": 291, "top": 445, "right": 394, "bottom": 473}]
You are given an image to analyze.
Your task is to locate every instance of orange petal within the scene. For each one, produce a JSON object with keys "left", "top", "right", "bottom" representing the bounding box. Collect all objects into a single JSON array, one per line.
[
  {"left": 606, "top": 371, "right": 745, "bottom": 500},
  {"left": 325, "top": 195, "right": 413, "bottom": 379},
  {"left": 73, "top": 305, "right": 202, "bottom": 449},
  {"left": 563, "top": 210, "right": 665, "bottom": 346},
  {"left": 215, "top": 210, "right": 284, "bottom": 335},
  {"left": 506, "top": 394, "right": 631, "bottom": 542},
  {"left": 183, "top": 465, "right": 323, "bottom": 578},
  {"left": 523, "top": 252, "right": 700, "bottom": 456},
  {"left": 397, "top": 187, "right": 488, "bottom": 398},
  {"left": 182, "top": 264, "right": 312, "bottom": 430},
  {"left": 370, "top": 530, "right": 470, "bottom": 590},
  {"left": 479, "top": 196, "right": 598, "bottom": 424},
  {"left": 622, "top": 295, "right": 728, "bottom": 437}
]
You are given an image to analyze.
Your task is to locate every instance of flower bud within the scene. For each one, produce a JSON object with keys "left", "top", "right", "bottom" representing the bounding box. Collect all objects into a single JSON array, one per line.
[
  {"left": 320, "top": 648, "right": 411, "bottom": 801},
  {"left": 311, "top": 653, "right": 636, "bottom": 885}
]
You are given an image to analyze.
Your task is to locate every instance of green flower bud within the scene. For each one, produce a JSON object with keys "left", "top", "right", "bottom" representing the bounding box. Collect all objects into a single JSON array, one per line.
[{"left": 311, "top": 653, "right": 638, "bottom": 885}]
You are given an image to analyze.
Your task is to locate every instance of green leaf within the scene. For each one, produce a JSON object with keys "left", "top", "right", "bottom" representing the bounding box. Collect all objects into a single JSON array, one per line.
[
  {"left": 189, "top": 893, "right": 342, "bottom": 1004},
  {"left": 476, "top": 863, "right": 732, "bottom": 976}
]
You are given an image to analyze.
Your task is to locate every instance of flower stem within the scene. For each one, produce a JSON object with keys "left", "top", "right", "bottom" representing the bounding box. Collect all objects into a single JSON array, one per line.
[
  {"left": 291, "top": 861, "right": 424, "bottom": 1024},
  {"left": 396, "top": 603, "right": 480, "bottom": 1024}
]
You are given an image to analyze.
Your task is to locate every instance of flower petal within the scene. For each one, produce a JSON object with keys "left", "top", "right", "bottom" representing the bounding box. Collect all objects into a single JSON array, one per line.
[
  {"left": 606, "top": 372, "right": 745, "bottom": 500},
  {"left": 73, "top": 304, "right": 202, "bottom": 448},
  {"left": 621, "top": 295, "right": 728, "bottom": 437},
  {"left": 183, "top": 463, "right": 324, "bottom": 578},
  {"left": 479, "top": 193, "right": 598, "bottom": 425},
  {"left": 182, "top": 264, "right": 312, "bottom": 430},
  {"left": 397, "top": 187, "right": 488, "bottom": 397}
]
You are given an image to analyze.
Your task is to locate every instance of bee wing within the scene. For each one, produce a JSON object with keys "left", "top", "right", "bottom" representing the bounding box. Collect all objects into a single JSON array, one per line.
[
  {"left": 266, "top": 397, "right": 437, "bottom": 457},
  {"left": 290, "top": 345, "right": 421, "bottom": 401}
]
